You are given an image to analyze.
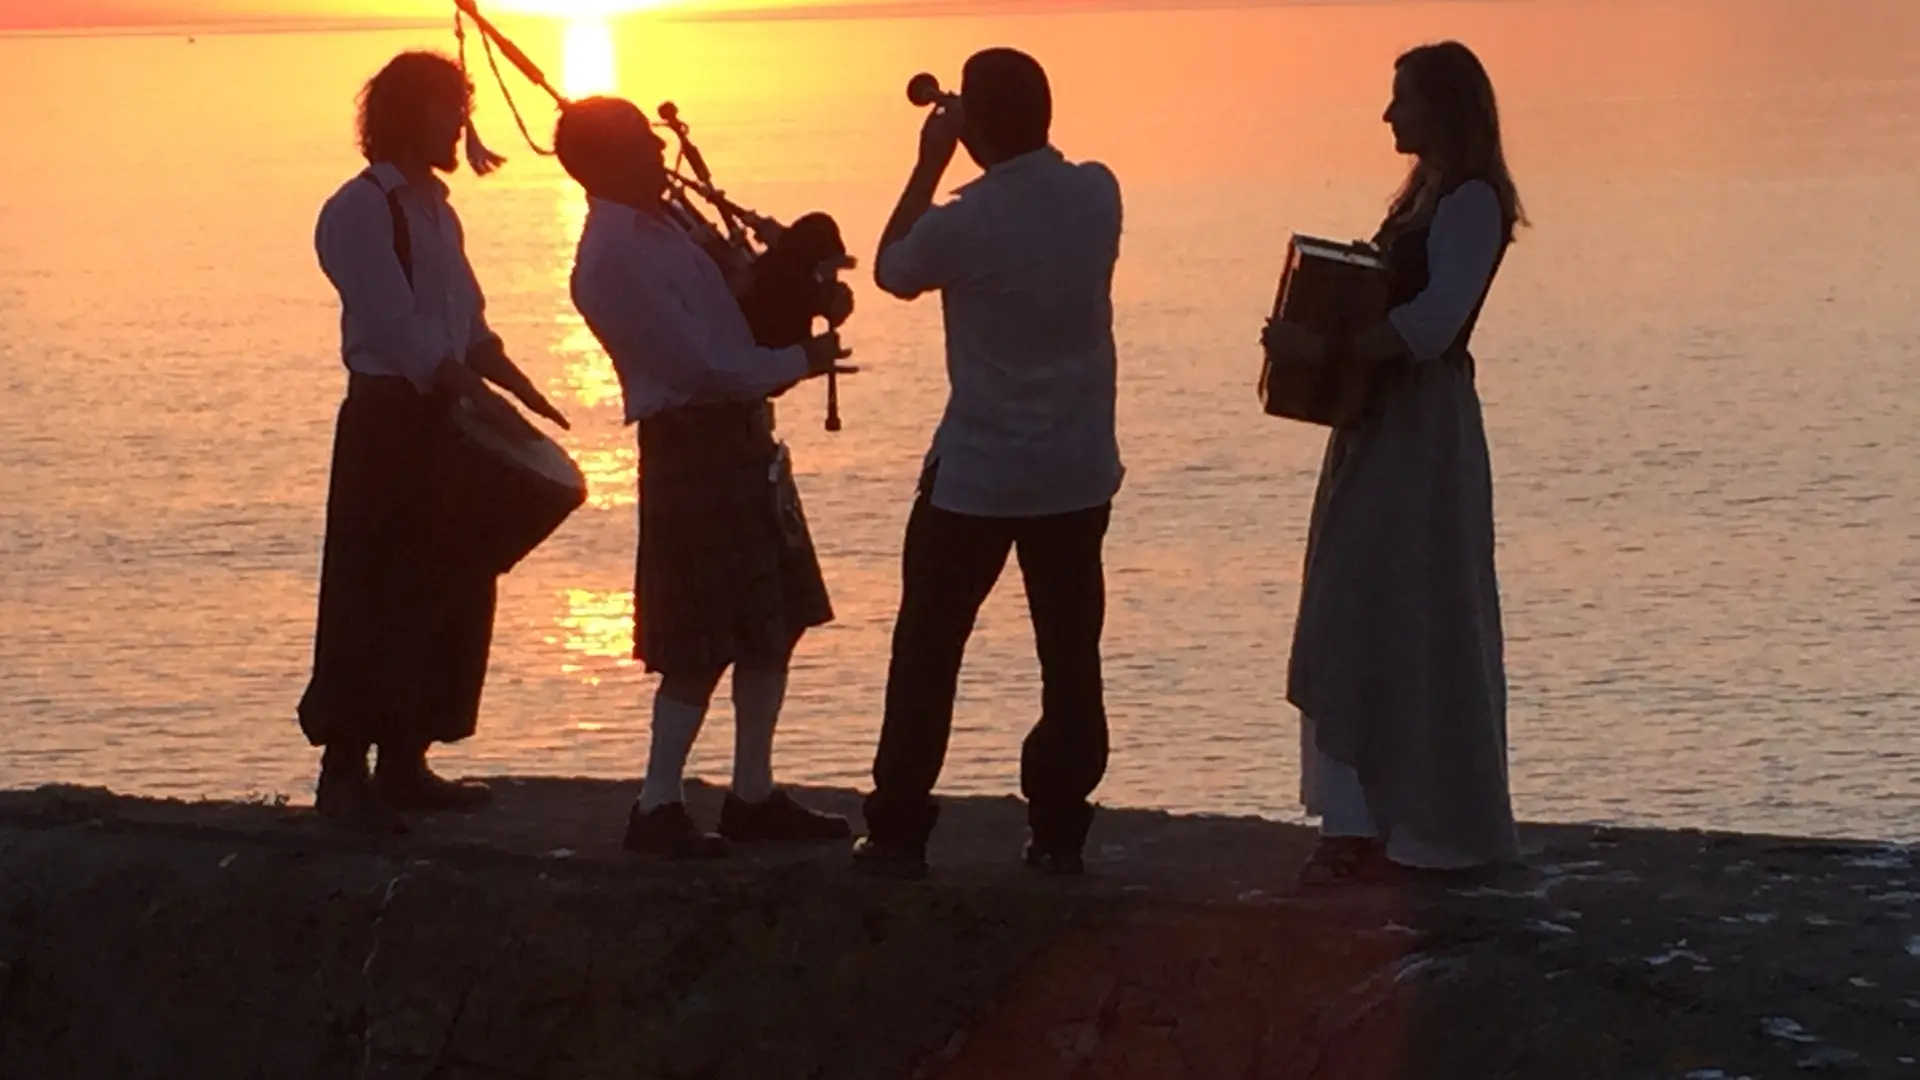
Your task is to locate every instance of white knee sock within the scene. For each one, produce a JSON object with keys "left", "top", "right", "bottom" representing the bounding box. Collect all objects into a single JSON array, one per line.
[
  {"left": 638, "top": 691, "right": 708, "bottom": 811},
  {"left": 730, "top": 666, "right": 787, "bottom": 804}
]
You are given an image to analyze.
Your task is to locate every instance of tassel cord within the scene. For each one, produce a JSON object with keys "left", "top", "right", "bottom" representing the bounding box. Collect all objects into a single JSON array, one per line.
[{"left": 458, "top": 10, "right": 555, "bottom": 163}]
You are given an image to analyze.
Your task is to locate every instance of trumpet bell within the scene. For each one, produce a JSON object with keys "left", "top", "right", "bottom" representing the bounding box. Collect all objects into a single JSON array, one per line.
[{"left": 907, "top": 72, "right": 946, "bottom": 107}]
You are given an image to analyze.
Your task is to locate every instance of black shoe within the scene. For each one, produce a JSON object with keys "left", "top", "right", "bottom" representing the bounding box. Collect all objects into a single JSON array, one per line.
[
  {"left": 851, "top": 836, "right": 929, "bottom": 880},
  {"left": 316, "top": 765, "right": 407, "bottom": 835},
  {"left": 1023, "top": 839, "right": 1086, "bottom": 877},
  {"left": 719, "top": 789, "right": 853, "bottom": 843},
  {"left": 374, "top": 767, "right": 493, "bottom": 814},
  {"left": 623, "top": 803, "right": 729, "bottom": 859},
  {"left": 1027, "top": 801, "right": 1096, "bottom": 864},
  {"left": 373, "top": 749, "right": 493, "bottom": 814}
]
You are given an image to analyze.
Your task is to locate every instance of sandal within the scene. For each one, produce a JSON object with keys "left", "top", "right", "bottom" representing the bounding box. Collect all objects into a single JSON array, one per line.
[{"left": 1296, "top": 836, "right": 1387, "bottom": 888}]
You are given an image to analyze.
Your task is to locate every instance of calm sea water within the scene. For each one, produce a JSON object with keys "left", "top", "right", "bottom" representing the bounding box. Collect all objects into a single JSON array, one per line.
[{"left": 2, "top": 0, "right": 1917, "bottom": 840}]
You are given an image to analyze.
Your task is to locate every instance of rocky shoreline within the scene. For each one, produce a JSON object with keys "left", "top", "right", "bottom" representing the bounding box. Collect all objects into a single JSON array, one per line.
[{"left": 0, "top": 778, "right": 1913, "bottom": 1079}]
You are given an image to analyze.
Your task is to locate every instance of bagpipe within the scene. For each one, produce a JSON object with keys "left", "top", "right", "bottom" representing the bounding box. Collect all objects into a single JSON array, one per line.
[{"left": 452, "top": 0, "right": 854, "bottom": 431}]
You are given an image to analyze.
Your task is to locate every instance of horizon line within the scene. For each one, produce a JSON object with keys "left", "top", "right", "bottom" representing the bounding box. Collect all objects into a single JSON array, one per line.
[{"left": 0, "top": 0, "right": 1317, "bottom": 40}]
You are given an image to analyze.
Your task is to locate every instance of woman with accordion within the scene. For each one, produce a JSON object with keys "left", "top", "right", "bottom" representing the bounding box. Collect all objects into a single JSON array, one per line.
[{"left": 1262, "top": 41, "right": 1525, "bottom": 886}]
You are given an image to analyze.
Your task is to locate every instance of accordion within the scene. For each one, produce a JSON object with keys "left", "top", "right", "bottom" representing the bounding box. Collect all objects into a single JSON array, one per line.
[{"left": 1258, "top": 234, "right": 1392, "bottom": 429}]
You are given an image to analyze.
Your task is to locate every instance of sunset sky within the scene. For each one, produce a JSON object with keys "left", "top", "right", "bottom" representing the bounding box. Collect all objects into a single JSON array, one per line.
[
  {"left": 0, "top": 0, "right": 898, "bottom": 32},
  {"left": 0, "top": 0, "right": 1175, "bottom": 32}
]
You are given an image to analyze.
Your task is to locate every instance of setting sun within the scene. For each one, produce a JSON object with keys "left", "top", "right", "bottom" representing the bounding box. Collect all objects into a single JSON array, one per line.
[{"left": 562, "top": 19, "right": 618, "bottom": 97}]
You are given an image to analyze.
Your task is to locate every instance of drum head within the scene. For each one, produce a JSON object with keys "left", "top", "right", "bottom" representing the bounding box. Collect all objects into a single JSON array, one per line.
[{"left": 453, "top": 399, "right": 587, "bottom": 493}]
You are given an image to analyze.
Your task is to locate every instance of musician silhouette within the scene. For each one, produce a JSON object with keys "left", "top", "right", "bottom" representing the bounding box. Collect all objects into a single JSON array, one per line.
[
  {"left": 856, "top": 49, "right": 1125, "bottom": 879},
  {"left": 299, "top": 51, "right": 569, "bottom": 833},
  {"left": 1263, "top": 40, "right": 1526, "bottom": 886},
  {"left": 554, "top": 97, "right": 855, "bottom": 858}
]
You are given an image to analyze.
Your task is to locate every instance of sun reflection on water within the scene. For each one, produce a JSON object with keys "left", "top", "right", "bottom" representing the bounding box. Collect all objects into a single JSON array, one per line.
[
  {"left": 549, "top": 152, "right": 637, "bottom": 512},
  {"left": 556, "top": 317, "right": 623, "bottom": 410},
  {"left": 546, "top": 588, "right": 636, "bottom": 686},
  {"left": 575, "top": 445, "right": 638, "bottom": 510}
]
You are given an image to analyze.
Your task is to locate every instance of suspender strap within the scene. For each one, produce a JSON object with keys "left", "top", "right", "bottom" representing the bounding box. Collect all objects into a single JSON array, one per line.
[
  {"left": 344, "top": 171, "right": 416, "bottom": 376},
  {"left": 358, "top": 169, "right": 412, "bottom": 287}
]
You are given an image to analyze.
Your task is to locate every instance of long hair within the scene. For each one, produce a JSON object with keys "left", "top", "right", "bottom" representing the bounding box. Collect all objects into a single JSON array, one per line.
[
  {"left": 356, "top": 51, "right": 472, "bottom": 164},
  {"left": 1387, "top": 41, "right": 1526, "bottom": 243}
]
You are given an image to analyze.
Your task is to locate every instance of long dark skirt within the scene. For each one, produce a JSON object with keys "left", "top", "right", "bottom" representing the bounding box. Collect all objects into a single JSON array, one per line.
[
  {"left": 297, "top": 375, "right": 497, "bottom": 751},
  {"left": 634, "top": 401, "right": 833, "bottom": 676}
]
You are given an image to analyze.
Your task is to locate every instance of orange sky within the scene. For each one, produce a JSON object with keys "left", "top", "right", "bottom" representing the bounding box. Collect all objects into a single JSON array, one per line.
[
  {"left": 0, "top": 0, "right": 1169, "bottom": 33},
  {"left": 0, "top": 0, "right": 830, "bottom": 32}
]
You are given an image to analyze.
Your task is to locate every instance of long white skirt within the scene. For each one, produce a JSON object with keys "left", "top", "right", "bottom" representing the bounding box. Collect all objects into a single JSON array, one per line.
[{"left": 1299, "top": 716, "right": 1482, "bottom": 871}]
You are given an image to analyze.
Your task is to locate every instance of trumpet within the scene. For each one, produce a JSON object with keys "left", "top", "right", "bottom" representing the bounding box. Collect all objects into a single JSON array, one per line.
[
  {"left": 451, "top": 0, "right": 854, "bottom": 432},
  {"left": 907, "top": 72, "right": 959, "bottom": 110}
]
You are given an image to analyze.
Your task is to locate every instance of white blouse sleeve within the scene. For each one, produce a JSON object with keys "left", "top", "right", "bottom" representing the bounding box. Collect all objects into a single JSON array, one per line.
[
  {"left": 1386, "top": 181, "right": 1504, "bottom": 363},
  {"left": 314, "top": 184, "right": 451, "bottom": 390}
]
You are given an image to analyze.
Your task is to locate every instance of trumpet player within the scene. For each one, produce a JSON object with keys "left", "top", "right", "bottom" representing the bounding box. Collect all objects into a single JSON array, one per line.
[
  {"left": 555, "top": 96, "right": 855, "bottom": 859},
  {"left": 855, "top": 49, "right": 1126, "bottom": 879}
]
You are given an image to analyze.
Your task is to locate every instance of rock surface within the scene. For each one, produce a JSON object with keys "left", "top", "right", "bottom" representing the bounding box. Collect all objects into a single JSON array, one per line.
[{"left": 0, "top": 779, "right": 1913, "bottom": 1079}]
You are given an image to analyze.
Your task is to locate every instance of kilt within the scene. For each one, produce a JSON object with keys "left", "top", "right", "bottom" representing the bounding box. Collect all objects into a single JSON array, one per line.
[
  {"left": 634, "top": 401, "right": 833, "bottom": 675},
  {"left": 297, "top": 374, "right": 498, "bottom": 750}
]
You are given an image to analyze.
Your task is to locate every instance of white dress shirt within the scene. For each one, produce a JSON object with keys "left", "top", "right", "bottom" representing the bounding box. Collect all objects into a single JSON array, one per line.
[
  {"left": 876, "top": 146, "right": 1126, "bottom": 519},
  {"left": 1386, "top": 180, "right": 1504, "bottom": 363},
  {"left": 570, "top": 197, "right": 810, "bottom": 423},
  {"left": 314, "top": 162, "right": 497, "bottom": 392}
]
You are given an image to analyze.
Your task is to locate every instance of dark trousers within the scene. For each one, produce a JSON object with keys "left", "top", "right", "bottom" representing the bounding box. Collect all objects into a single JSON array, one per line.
[
  {"left": 864, "top": 487, "right": 1112, "bottom": 853},
  {"left": 297, "top": 376, "right": 497, "bottom": 755}
]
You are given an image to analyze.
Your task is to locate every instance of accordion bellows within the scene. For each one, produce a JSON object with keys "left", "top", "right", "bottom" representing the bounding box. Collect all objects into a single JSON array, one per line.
[{"left": 1258, "top": 234, "right": 1393, "bottom": 429}]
